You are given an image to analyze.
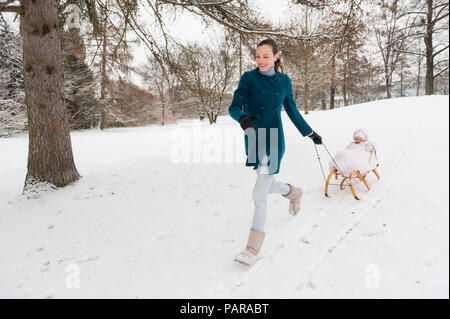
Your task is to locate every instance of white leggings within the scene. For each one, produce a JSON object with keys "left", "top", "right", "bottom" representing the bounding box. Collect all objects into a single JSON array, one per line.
[{"left": 251, "top": 165, "right": 291, "bottom": 232}]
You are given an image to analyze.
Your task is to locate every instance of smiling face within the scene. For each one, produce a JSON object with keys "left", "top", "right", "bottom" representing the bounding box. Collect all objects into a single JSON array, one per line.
[{"left": 256, "top": 44, "right": 279, "bottom": 72}]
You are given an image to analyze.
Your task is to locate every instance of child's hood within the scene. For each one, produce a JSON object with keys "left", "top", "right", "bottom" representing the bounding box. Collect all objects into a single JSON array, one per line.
[{"left": 353, "top": 128, "right": 368, "bottom": 141}]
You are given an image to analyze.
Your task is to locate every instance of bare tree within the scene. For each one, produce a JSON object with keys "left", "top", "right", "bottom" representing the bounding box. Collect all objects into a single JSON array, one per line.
[
  {"left": 406, "top": 36, "right": 427, "bottom": 95},
  {"left": 422, "top": 0, "right": 448, "bottom": 94},
  {"left": 395, "top": 0, "right": 449, "bottom": 94},
  {"left": 103, "top": 76, "right": 158, "bottom": 126},
  {"left": 315, "top": 0, "right": 364, "bottom": 108},
  {"left": 371, "top": 0, "right": 415, "bottom": 98},
  {"left": 171, "top": 35, "right": 238, "bottom": 124},
  {"left": 282, "top": 7, "right": 329, "bottom": 114},
  {"left": 139, "top": 55, "right": 180, "bottom": 125},
  {"left": 336, "top": 8, "right": 366, "bottom": 105},
  {"left": 358, "top": 55, "right": 384, "bottom": 102},
  {"left": 87, "top": 0, "right": 138, "bottom": 130}
]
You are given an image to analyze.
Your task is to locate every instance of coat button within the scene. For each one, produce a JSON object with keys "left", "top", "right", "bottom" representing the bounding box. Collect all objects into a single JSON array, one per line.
[
  {"left": 275, "top": 92, "right": 279, "bottom": 96},
  {"left": 260, "top": 90, "right": 265, "bottom": 94},
  {"left": 259, "top": 106, "right": 264, "bottom": 110}
]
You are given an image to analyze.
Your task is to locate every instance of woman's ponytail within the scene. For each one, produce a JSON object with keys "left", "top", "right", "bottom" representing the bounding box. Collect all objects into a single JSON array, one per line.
[{"left": 274, "top": 57, "right": 284, "bottom": 74}]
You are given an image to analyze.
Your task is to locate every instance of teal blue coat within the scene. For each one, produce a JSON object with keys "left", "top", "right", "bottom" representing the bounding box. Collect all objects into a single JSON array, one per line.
[{"left": 228, "top": 67, "right": 313, "bottom": 175}]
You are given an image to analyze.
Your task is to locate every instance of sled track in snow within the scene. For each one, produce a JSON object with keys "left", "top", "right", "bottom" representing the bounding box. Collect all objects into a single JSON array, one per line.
[
  {"left": 207, "top": 180, "right": 350, "bottom": 297},
  {"left": 286, "top": 139, "right": 415, "bottom": 297},
  {"left": 211, "top": 133, "right": 416, "bottom": 298}
]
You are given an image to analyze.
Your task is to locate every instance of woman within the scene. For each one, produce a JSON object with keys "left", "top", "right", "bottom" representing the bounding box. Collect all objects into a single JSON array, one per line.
[{"left": 229, "top": 38, "right": 322, "bottom": 267}]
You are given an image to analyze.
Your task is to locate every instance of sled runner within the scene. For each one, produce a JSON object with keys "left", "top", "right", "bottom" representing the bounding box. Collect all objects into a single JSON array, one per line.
[{"left": 325, "top": 150, "right": 380, "bottom": 200}]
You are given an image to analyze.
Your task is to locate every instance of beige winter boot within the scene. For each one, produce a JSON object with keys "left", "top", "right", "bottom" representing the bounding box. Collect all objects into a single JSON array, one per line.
[
  {"left": 234, "top": 228, "right": 265, "bottom": 267},
  {"left": 283, "top": 183, "right": 303, "bottom": 215}
]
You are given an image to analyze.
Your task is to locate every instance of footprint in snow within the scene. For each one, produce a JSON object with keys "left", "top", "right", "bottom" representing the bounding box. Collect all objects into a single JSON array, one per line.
[
  {"left": 306, "top": 280, "right": 316, "bottom": 289},
  {"left": 300, "top": 238, "right": 311, "bottom": 244},
  {"left": 297, "top": 280, "right": 316, "bottom": 290},
  {"left": 157, "top": 234, "right": 173, "bottom": 240},
  {"left": 41, "top": 262, "right": 50, "bottom": 272}
]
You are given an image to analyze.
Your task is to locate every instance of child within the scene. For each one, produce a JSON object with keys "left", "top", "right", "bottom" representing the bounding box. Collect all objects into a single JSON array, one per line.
[
  {"left": 329, "top": 129, "right": 378, "bottom": 177},
  {"left": 345, "top": 129, "right": 376, "bottom": 152}
]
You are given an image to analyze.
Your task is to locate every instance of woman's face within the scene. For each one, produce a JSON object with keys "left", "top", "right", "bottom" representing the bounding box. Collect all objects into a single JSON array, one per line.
[{"left": 255, "top": 44, "right": 279, "bottom": 72}]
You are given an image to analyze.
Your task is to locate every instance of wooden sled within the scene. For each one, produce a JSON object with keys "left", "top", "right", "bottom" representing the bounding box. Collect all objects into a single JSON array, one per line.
[{"left": 325, "top": 150, "right": 380, "bottom": 200}]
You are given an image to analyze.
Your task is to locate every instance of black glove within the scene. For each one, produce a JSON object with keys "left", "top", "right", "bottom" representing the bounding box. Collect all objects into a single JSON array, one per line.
[
  {"left": 308, "top": 131, "right": 322, "bottom": 145},
  {"left": 239, "top": 115, "right": 258, "bottom": 132}
]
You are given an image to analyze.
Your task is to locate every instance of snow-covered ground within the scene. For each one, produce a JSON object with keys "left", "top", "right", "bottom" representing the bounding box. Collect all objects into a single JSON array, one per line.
[{"left": 0, "top": 95, "right": 448, "bottom": 299}]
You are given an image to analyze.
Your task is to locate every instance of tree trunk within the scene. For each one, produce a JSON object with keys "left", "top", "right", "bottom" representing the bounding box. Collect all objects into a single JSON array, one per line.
[
  {"left": 343, "top": 69, "right": 348, "bottom": 106},
  {"left": 321, "top": 91, "right": 326, "bottom": 110},
  {"left": 384, "top": 45, "right": 392, "bottom": 99},
  {"left": 343, "top": 46, "right": 349, "bottom": 106},
  {"left": 239, "top": 33, "right": 242, "bottom": 77},
  {"left": 330, "top": 55, "right": 336, "bottom": 109},
  {"left": 399, "top": 62, "right": 404, "bottom": 97},
  {"left": 424, "top": 0, "right": 434, "bottom": 95},
  {"left": 385, "top": 70, "right": 392, "bottom": 99},
  {"left": 162, "top": 101, "right": 165, "bottom": 125},
  {"left": 21, "top": 0, "right": 80, "bottom": 188},
  {"left": 416, "top": 55, "right": 421, "bottom": 96},
  {"left": 205, "top": 107, "right": 213, "bottom": 124},
  {"left": 304, "top": 82, "right": 309, "bottom": 115},
  {"left": 366, "top": 69, "right": 370, "bottom": 102},
  {"left": 100, "top": 2, "right": 108, "bottom": 130}
]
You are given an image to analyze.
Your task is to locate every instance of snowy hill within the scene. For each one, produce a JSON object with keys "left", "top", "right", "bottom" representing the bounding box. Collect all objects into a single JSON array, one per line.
[{"left": 0, "top": 95, "right": 448, "bottom": 298}]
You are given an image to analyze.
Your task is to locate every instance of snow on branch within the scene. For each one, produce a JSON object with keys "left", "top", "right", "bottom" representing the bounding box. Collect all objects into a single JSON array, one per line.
[
  {"left": 0, "top": 0, "right": 15, "bottom": 10},
  {"left": 0, "top": 0, "right": 22, "bottom": 14},
  {"left": 434, "top": 66, "right": 449, "bottom": 79}
]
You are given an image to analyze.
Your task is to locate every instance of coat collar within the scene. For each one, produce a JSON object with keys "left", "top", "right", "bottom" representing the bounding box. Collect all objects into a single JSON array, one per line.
[{"left": 254, "top": 66, "right": 279, "bottom": 81}]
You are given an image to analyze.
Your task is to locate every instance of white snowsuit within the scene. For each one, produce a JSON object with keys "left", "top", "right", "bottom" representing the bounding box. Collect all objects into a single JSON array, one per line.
[{"left": 329, "top": 140, "right": 378, "bottom": 177}]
